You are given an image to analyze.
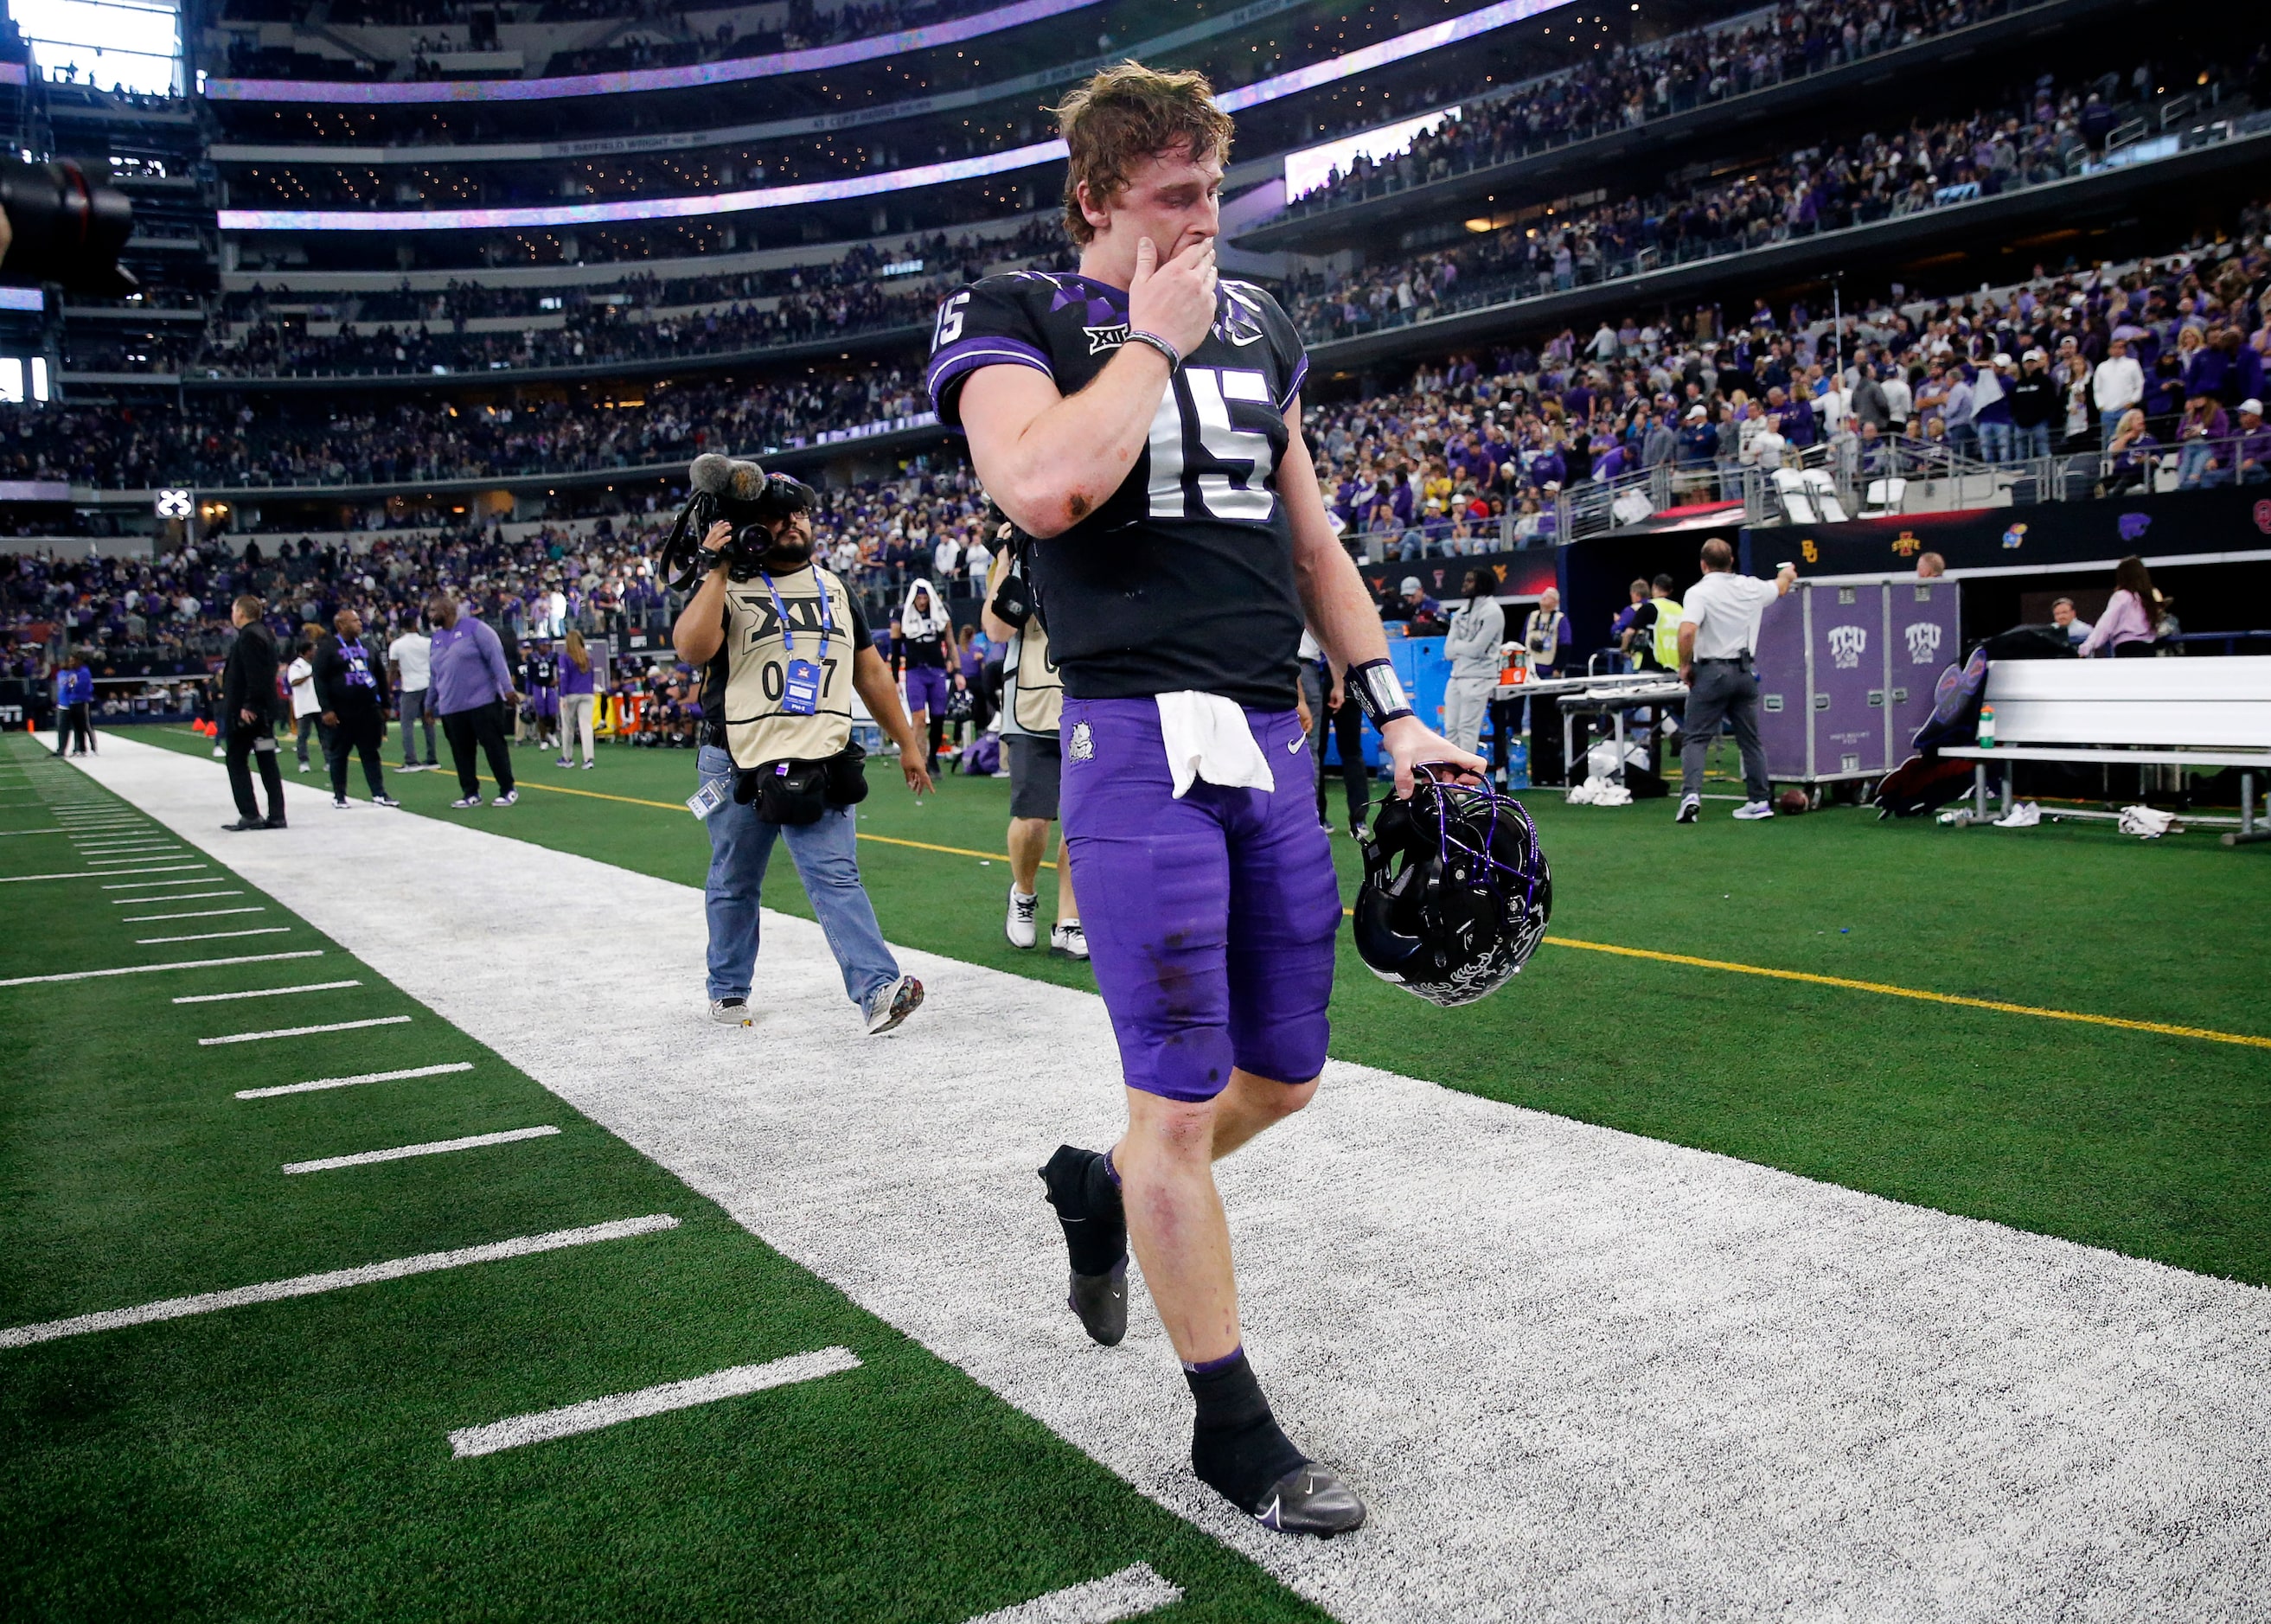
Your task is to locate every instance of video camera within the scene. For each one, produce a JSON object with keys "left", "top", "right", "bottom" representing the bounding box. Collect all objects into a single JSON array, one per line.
[
  {"left": 655, "top": 453, "right": 819, "bottom": 591},
  {"left": 0, "top": 158, "right": 138, "bottom": 298}
]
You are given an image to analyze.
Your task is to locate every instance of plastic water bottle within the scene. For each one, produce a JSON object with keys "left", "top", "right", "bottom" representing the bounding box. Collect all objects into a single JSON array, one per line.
[
  {"left": 1507, "top": 739, "right": 1531, "bottom": 789},
  {"left": 1977, "top": 702, "right": 1996, "bottom": 748}
]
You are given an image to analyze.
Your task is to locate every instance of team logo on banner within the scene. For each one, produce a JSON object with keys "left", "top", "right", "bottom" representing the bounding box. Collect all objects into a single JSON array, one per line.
[
  {"left": 1905, "top": 622, "right": 1943, "bottom": 665},
  {"left": 2001, "top": 523, "right": 2027, "bottom": 549},
  {"left": 1890, "top": 531, "right": 1922, "bottom": 558},
  {"left": 1826, "top": 625, "right": 1868, "bottom": 669}
]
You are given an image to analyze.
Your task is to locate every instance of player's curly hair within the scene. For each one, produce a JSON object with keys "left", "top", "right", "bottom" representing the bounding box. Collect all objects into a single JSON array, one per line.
[{"left": 1053, "top": 62, "right": 1233, "bottom": 246}]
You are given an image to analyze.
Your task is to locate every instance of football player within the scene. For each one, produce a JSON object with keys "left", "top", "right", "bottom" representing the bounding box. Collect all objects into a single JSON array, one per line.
[{"left": 929, "top": 62, "right": 1479, "bottom": 1537}]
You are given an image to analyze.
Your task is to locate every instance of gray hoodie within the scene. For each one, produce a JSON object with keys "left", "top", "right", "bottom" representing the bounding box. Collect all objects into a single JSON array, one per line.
[{"left": 1445, "top": 596, "right": 1507, "bottom": 681}]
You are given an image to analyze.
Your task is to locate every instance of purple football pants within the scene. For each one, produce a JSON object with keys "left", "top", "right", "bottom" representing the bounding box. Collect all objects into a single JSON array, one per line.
[
  {"left": 904, "top": 663, "right": 950, "bottom": 717},
  {"left": 1059, "top": 696, "right": 1342, "bottom": 1102}
]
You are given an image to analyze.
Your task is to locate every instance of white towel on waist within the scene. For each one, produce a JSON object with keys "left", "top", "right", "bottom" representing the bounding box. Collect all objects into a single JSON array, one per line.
[{"left": 1155, "top": 691, "right": 1276, "bottom": 800}]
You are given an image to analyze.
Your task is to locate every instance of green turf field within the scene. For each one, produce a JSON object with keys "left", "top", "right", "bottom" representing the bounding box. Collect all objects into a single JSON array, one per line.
[
  {"left": 10, "top": 725, "right": 2271, "bottom": 1620},
  {"left": 109, "top": 723, "right": 2271, "bottom": 1288},
  {"left": 0, "top": 738, "right": 1325, "bottom": 1621}
]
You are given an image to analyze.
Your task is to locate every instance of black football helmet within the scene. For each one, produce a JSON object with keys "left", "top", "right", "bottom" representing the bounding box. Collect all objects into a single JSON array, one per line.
[{"left": 1353, "top": 770, "right": 1551, "bottom": 1007}]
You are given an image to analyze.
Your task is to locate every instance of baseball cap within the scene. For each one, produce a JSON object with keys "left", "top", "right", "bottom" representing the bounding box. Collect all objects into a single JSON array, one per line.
[
  {"left": 1686, "top": 404, "right": 1707, "bottom": 419},
  {"left": 1993, "top": 352, "right": 2012, "bottom": 366},
  {"left": 2244, "top": 399, "right": 2264, "bottom": 415},
  {"left": 1401, "top": 576, "right": 1423, "bottom": 593}
]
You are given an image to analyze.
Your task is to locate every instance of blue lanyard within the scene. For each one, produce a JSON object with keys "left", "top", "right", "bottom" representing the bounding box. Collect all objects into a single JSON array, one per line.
[{"left": 757, "top": 569, "right": 832, "bottom": 664}]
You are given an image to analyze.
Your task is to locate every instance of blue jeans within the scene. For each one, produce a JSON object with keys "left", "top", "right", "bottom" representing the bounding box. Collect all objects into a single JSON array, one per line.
[
  {"left": 698, "top": 745, "right": 899, "bottom": 1007},
  {"left": 2016, "top": 422, "right": 2052, "bottom": 460},
  {"left": 2098, "top": 408, "right": 2129, "bottom": 448},
  {"left": 2176, "top": 440, "right": 2220, "bottom": 488},
  {"left": 1976, "top": 420, "right": 2012, "bottom": 464}
]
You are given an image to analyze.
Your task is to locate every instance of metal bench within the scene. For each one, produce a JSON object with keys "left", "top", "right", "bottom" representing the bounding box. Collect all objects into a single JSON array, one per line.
[{"left": 1939, "top": 655, "right": 2271, "bottom": 845}]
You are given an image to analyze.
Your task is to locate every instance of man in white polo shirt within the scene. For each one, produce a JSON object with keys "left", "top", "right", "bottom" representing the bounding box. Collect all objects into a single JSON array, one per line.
[
  {"left": 1675, "top": 538, "right": 1795, "bottom": 823},
  {"left": 388, "top": 617, "right": 438, "bottom": 771}
]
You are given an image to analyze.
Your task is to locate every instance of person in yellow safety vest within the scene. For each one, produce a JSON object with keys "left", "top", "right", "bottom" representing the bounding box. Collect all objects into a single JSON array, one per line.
[{"left": 1637, "top": 573, "right": 1686, "bottom": 672}]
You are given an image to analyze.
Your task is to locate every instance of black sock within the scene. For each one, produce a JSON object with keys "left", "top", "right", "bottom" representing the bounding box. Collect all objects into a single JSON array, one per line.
[
  {"left": 1039, "top": 1144, "right": 1124, "bottom": 1277},
  {"left": 1186, "top": 1349, "right": 1308, "bottom": 1513}
]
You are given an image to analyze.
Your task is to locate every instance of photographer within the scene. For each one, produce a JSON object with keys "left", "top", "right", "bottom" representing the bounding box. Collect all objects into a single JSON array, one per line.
[{"left": 671, "top": 475, "right": 934, "bottom": 1035}]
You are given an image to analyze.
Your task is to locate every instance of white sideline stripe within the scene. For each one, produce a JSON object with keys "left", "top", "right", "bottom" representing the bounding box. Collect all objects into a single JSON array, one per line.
[
  {"left": 0, "top": 1214, "right": 681, "bottom": 1350},
  {"left": 0, "top": 951, "right": 324, "bottom": 988},
  {"left": 1, "top": 864, "right": 206, "bottom": 882},
  {"left": 124, "top": 907, "right": 268, "bottom": 922},
  {"left": 201, "top": 1014, "right": 407, "bottom": 1045},
  {"left": 960, "top": 1564, "right": 1185, "bottom": 1624},
  {"left": 113, "top": 890, "right": 245, "bottom": 904},
  {"left": 237, "top": 1060, "right": 471, "bottom": 1099},
  {"left": 176, "top": 980, "right": 360, "bottom": 1004},
  {"left": 285, "top": 1124, "right": 560, "bottom": 1174},
  {"left": 138, "top": 927, "right": 292, "bottom": 944},
  {"left": 447, "top": 1346, "right": 860, "bottom": 1459},
  {"left": 103, "top": 876, "right": 224, "bottom": 890},
  {"left": 66, "top": 732, "right": 2271, "bottom": 1621}
]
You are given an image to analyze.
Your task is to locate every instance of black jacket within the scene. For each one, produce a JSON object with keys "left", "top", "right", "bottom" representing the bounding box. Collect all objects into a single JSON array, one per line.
[
  {"left": 221, "top": 621, "right": 281, "bottom": 728},
  {"left": 2007, "top": 372, "right": 2058, "bottom": 429},
  {"left": 311, "top": 633, "right": 392, "bottom": 717}
]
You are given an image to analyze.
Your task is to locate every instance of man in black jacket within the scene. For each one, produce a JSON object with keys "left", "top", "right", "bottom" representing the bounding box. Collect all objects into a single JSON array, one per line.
[
  {"left": 310, "top": 607, "right": 398, "bottom": 810},
  {"left": 221, "top": 595, "right": 288, "bottom": 832},
  {"left": 2009, "top": 348, "right": 2059, "bottom": 461}
]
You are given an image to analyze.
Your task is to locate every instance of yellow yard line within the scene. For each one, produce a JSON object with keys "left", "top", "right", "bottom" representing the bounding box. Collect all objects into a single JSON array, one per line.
[
  {"left": 1538, "top": 935, "right": 2271, "bottom": 1052},
  {"left": 469, "top": 772, "right": 1059, "bottom": 868},
  {"left": 323, "top": 755, "right": 2270, "bottom": 1051}
]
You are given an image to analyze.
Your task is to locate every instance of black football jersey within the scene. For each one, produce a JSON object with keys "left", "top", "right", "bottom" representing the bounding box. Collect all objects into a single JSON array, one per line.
[
  {"left": 525, "top": 654, "right": 559, "bottom": 688},
  {"left": 926, "top": 270, "right": 1311, "bottom": 708}
]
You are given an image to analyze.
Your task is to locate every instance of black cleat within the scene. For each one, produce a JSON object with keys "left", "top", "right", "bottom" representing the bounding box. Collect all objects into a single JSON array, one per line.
[
  {"left": 1251, "top": 1461, "right": 1368, "bottom": 1538},
  {"left": 1066, "top": 1257, "right": 1128, "bottom": 1347},
  {"left": 1040, "top": 1145, "right": 1127, "bottom": 1346}
]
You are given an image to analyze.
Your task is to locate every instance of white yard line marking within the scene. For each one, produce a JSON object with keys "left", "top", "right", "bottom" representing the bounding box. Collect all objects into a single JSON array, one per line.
[
  {"left": 86, "top": 853, "right": 188, "bottom": 864},
  {"left": 0, "top": 1215, "right": 681, "bottom": 1350},
  {"left": 74, "top": 841, "right": 176, "bottom": 851},
  {"left": 2, "top": 864, "right": 207, "bottom": 883},
  {"left": 284, "top": 1124, "right": 560, "bottom": 1175},
  {"left": 137, "top": 927, "right": 292, "bottom": 945},
  {"left": 199, "top": 1014, "right": 407, "bottom": 1045},
  {"left": 68, "top": 732, "right": 2271, "bottom": 1621},
  {"left": 0, "top": 951, "right": 325, "bottom": 988},
  {"left": 176, "top": 980, "right": 361, "bottom": 1004},
  {"left": 960, "top": 1564, "right": 1185, "bottom": 1624},
  {"left": 236, "top": 1061, "right": 472, "bottom": 1099},
  {"left": 447, "top": 1347, "right": 860, "bottom": 1459},
  {"left": 102, "top": 876, "right": 225, "bottom": 890},
  {"left": 0, "top": 828, "right": 70, "bottom": 837},
  {"left": 125, "top": 907, "right": 269, "bottom": 923},
  {"left": 112, "top": 890, "right": 245, "bottom": 904}
]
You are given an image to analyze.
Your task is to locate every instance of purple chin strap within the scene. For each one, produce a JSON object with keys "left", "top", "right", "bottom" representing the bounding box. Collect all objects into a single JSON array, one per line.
[{"left": 1411, "top": 765, "right": 1541, "bottom": 917}]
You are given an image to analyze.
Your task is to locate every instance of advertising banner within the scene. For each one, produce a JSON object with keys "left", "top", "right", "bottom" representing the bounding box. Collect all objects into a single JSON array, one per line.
[{"left": 1743, "top": 485, "right": 2271, "bottom": 579}]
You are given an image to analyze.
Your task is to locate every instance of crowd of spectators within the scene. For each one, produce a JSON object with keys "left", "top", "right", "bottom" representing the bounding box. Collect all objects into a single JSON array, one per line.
[
  {"left": 2, "top": 458, "right": 1002, "bottom": 680},
  {"left": 157, "top": 220, "right": 1072, "bottom": 380},
  {"left": 6, "top": 364, "right": 933, "bottom": 489},
  {"left": 1289, "top": 43, "right": 2263, "bottom": 345},
  {"left": 1305, "top": 208, "right": 2271, "bottom": 553},
  {"left": 1283, "top": 0, "right": 2118, "bottom": 221}
]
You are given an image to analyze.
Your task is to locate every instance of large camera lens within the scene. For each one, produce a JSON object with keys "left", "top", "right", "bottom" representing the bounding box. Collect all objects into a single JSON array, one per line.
[{"left": 0, "top": 158, "right": 137, "bottom": 297}]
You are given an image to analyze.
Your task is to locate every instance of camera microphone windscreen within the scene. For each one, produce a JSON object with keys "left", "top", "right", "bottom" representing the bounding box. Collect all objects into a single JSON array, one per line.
[{"left": 689, "top": 454, "right": 738, "bottom": 496}]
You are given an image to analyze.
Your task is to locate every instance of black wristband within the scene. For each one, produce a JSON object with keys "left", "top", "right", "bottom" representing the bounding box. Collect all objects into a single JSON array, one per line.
[
  {"left": 1347, "top": 658, "right": 1414, "bottom": 727},
  {"left": 1123, "top": 329, "right": 1181, "bottom": 371}
]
